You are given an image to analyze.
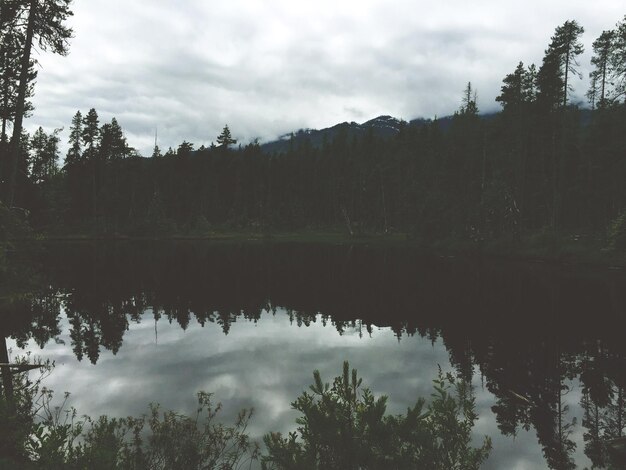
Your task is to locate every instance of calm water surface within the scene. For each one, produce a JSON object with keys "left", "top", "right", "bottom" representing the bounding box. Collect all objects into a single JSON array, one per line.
[{"left": 4, "top": 242, "right": 626, "bottom": 469}]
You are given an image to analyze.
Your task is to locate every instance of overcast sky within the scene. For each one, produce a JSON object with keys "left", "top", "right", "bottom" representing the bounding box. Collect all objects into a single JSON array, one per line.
[
  {"left": 11, "top": 310, "right": 580, "bottom": 469},
  {"left": 26, "top": 0, "right": 625, "bottom": 156}
]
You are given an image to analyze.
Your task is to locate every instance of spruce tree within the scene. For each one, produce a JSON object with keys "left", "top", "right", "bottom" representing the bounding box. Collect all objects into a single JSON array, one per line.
[
  {"left": 29, "top": 126, "right": 60, "bottom": 183},
  {"left": 99, "top": 117, "right": 127, "bottom": 160},
  {"left": 65, "top": 110, "right": 82, "bottom": 165},
  {"left": 589, "top": 30, "right": 615, "bottom": 108},
  {"left": 3, "top": 0, "right": 73, "bottom": 206},
  {"left": 537, "top": 50, "right": 563, "bottom": 111},
  {"left": 81, "top": 108, "right": 100, "bottom": 159},
  {"left": 496, "top": 62, "right": 528, "bottom": 112},
  {"left": 216, "top": 125, "right": 237, "bottom": 149},
  {"left": 537, "top": 21, "right": 584, "bottom": 110},
  {"left": 555, "top": 20, "right": 585, "bottom": 107},
  {"left": 460, "top": 82, "right": 478, "bottom": 115},
  {"left": 612, "top": 16, "right": 626, "bottom": 102}
]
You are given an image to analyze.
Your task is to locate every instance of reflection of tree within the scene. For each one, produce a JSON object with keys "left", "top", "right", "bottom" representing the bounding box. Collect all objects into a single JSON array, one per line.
[
  {"left": 64, "top": 295, "right": 130, "bottom": 364},
  {"left": 540, "top": 378, "right": 576, "bottom": 470},
  {"left": 9, "top": 292, "right": 61, "bottom": 349},
  {"left": 5, "top": 242, "right": 626, "bottom": 469},
  {"left": 579, "top": 342, "right": 626, "bottom": 467}
]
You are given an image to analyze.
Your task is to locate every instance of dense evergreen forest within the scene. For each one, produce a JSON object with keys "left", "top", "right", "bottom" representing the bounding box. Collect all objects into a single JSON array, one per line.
[{"left": 1, "top": 9, "right": 626, "bottom": 251}]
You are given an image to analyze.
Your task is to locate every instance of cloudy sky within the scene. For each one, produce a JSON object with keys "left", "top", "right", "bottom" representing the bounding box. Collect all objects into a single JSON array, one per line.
[
  {"left": 10, "top": 310, "right": 585, "bottom": 469},
  {"left": 27, "top": 0, "right": 625, "bottom": 156}
]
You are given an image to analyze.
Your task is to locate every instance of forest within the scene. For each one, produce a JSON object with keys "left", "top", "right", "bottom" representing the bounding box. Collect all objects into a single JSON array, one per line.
[
  {"left": 3, "top": 3, "right": 626, "bottom": 468},
  {"left": 0, "top": 12, "right": 625, "bottom": 257}
]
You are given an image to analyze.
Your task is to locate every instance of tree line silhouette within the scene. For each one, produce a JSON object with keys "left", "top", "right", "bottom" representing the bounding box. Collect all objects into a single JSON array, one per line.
[{"left": 1, "top": 15, "right": 625, "bottom": 244}]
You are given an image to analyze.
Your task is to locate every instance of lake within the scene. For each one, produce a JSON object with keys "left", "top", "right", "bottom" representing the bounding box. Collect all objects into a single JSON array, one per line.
[{"left": 3, "top": 241, "right": 626, "bottom": 469}]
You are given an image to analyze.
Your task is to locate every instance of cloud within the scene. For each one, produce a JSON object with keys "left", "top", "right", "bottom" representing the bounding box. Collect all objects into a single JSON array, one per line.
[
  {"left": 24, "top": 0, "right": 626, "bottom": 156},
  {"left": 9, "top": 310, "right": 555, "bottom": 468}
]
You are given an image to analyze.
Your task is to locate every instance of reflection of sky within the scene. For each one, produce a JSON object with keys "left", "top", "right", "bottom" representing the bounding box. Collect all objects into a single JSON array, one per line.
[{"left": 8, "top": 308, "right": 589, "bottom": 469}]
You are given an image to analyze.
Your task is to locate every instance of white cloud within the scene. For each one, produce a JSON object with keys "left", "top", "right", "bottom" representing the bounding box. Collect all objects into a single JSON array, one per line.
[{"left": 25, "top": 0, "right": 626, "bottom": 155}]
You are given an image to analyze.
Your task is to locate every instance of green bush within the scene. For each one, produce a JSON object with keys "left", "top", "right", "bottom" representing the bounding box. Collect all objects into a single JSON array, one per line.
[
  {"left": 261, "top": 362, "right": 492, "bottom": 470},
  {"left": 24, "top": 393, "right": 258, "bottom": 470},
  {"left": 3, "top": 360, "right": 491, "bottom": 469}
]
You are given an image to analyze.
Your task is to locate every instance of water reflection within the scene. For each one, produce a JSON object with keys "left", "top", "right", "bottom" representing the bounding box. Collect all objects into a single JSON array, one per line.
[{"left": 2, "top": 241, "right": 626, "bottom": 469}]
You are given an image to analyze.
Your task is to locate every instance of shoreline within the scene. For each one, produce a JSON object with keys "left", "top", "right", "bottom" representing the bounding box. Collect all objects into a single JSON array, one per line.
[{"left": 7, "top": 228, "right": 625, "bottom": 269}]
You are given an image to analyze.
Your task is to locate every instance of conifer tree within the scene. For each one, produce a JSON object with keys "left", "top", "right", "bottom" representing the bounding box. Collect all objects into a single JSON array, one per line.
[
  {"left": 99, "top": 117, "right": 127, "bottom": 160},
  {"left": 524, "top": 64, "right": 538, "bottom": 103},
  {"left": 589, "top": 30, "right": 615, "bottom": 108},
  {"left": 0, "top": 29, "right": 36, "bottom": 144},
  {"left": 537, "top": 21, "right": 584, "bottom": 110},
  {"left": 65, "top": 110, "right": 82, "bottom": 165},
  {"left": 460, "top": 82, "right": 478, "bottom": 115},
  {"left": 555, "top": 20, "right": 585, "bottom": 107},
  {"left": 497, "top": 62, "right": 528, "bottom": 112},
  {"left": 612, "top": 16, "right": 626, "bottom": 102},
  {"left": 29, "top": 126, "right": 60, "bottom": 183},
  {"left": 3, "top": 0, "right": 73, "bottom": 206},
  {"left": 177, "top": 141, "right": 194, "bottom": 157},
  {"left": 81, "top": 108, "right": 100, "bottom": 159},
  {"left": 216, "top": 125, "right": 237, "bottom": 149},
  {"left": 151, "top": 144, "right": 162, "bottom": 159},
  {"left": 537, "top": 51, "right": 563, "bottom": 111}
]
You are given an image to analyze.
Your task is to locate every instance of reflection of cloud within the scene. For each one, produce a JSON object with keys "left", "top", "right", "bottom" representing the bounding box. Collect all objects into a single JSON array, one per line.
[
  {"left": 24, "top": 0, "right": 624, "bottom": 156},
  {"left": 9, "top": 309, "right": 555, "bottom": 469}
]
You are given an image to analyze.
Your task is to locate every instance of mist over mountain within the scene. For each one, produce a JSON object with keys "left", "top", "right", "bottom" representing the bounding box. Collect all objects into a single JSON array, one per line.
[{"left": 260, "top": 113, "right": 489, "bottom": 154}]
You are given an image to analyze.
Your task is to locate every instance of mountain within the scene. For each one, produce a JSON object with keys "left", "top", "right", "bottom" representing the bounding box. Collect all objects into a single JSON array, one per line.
[
  {"left": 258, "top": 112, "right": 513, "bottom": 154},
  {"left": 259, "top": 114, "right": 460, "bottom": 154},
  {"left": 259, "top": 115, "right": 398, "bottom": 154}
]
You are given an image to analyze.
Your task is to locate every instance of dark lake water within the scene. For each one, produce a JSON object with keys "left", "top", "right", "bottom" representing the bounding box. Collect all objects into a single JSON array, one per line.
[{"left": 3, "top": 241, "right": 626, "bottom": 469}]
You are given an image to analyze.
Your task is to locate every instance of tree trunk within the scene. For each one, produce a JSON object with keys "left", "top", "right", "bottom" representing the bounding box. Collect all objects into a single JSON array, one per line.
[
  {"left": 563, "top": 44, "right": 570, "bottom": 107},
  {"left": 4, "top": 0, "right": 36, "bottom": 207},
  {"left": 0, "top": 336, "right": 15, "bottom": 414}
]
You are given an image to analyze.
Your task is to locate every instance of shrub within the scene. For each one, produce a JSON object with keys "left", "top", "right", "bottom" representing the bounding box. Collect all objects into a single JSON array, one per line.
[
  {"left": 261, "top": 362, "right": 491, "bottom": 470},
  {"left": 3, "top": 360, "right": 490, "bottom": 469}
]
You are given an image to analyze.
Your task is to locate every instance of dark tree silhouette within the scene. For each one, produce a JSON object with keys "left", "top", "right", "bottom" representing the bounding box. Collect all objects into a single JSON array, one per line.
[
  {"left": 3, "top": 0, "right": 73, "bottom": 206},
  {"left": 216, "top": 125, "right": 237, "bottom": 149}
]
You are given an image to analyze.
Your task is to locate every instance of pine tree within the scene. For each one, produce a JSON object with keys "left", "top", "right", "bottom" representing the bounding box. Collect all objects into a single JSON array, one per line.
[
  {"left": 612, "top": 16, "right": 626, "bottom": 103},
  {"left": 523, "top": 64, "right": 538, "bottom": 103},
  {"left": 29, "top": 126, "right": 47, "bottom": 183},
  {"left": 99, "top": 117, "right": 127, "bottom": 160},
  {"left": 177, "top": 141, "right": 194, "bottom": 157},
  {"left": 81, "top": 108, "right": 100, "bottom": 159},
  {"left": 537, "top": 21, "right": 584, "bottom": 110},
  {"left": 496, "top": 62, "right": 528, "bottom": 112},
  {"left": 3, "top": 0, "right": 73, "bottom": 206},
  {"left": 29, "top": 126, "right": 60, "bottom": 183},
  {"left": 216, "top": 125, "right": 237, "bottom": 149},
  {"left": 0, "top": 28, "right": 37, "bottom": 144},
  {"left": 537, "top": 50, "right": 563, "bottom": 111},
  {"left": 65, "top": 110, "right": 82, "bottom": 165},
  {"left": 151, "top": 144, "right": 162, "bottom": 159},
  {"left": 589, "top": 30, "right": 615, "bottom": 108},
  {"left": 555, "top": 20, "right": 585, "bottom": 107}
]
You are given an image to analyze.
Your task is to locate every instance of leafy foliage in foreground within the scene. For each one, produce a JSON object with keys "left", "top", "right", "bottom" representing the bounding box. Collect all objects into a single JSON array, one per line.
[
  {"left": 1, "top": 360, "right": 258, "bottom": 470},
  {"left": 1, "top": 360, "right": 490, "bottom": 469},
  {"left": 25, "top": 393, "right": 259, "bottom": 470},
  {"left": 262, "top": 362, "right": 491, "bottom": 470}
]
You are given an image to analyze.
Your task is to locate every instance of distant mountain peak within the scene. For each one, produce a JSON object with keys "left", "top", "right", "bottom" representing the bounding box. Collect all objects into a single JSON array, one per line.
[
  {"left": 261, "top": 115, "right": 410, "bottom": 153},
  {"left": 362, "top": 115, "right": 402, "bottom": 132},
  {"left": 261, "top": 112, "right": 489, "bottom": 154}
]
